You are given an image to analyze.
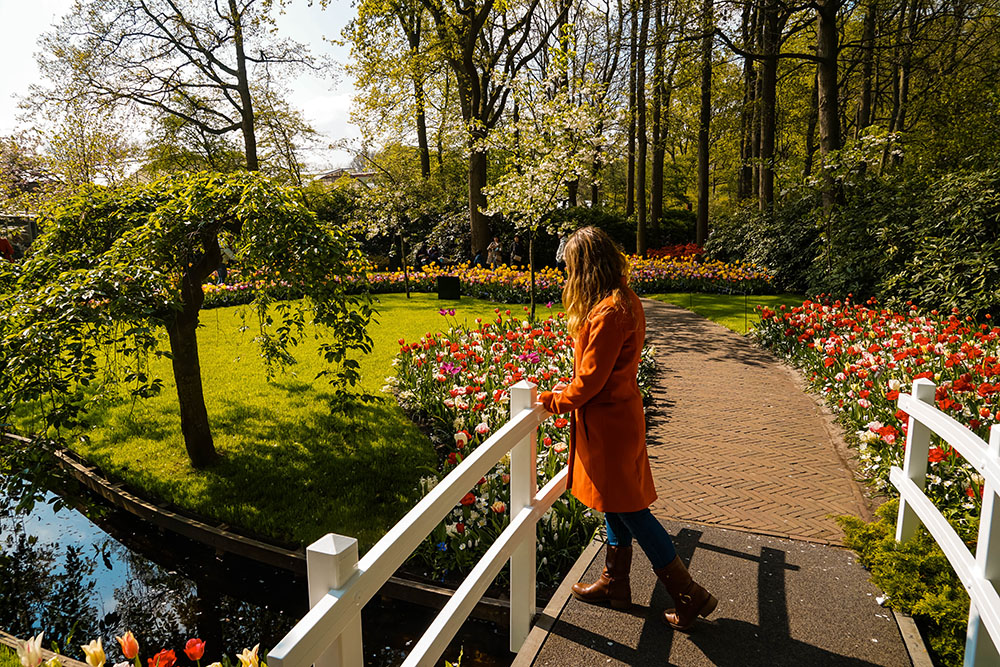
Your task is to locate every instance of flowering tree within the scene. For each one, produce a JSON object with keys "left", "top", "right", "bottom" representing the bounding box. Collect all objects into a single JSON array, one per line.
[
  {"left": 0, "top": 172, "right": 373, "bottom": 468},
  {"left": 483, "top": 40, "right": 609, "bottom": 318}
]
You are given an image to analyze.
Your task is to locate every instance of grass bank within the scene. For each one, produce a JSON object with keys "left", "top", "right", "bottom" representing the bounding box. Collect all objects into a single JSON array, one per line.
[
  {"left": 61, "top": 294, "right": 511, "bottom": 550},
  {"left": 647, "top": 292, "right": 805, "bottom": 334}
]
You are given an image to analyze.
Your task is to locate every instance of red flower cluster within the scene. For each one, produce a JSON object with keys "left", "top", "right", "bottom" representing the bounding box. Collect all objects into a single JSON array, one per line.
[
  {"left": 757, "top": 297, "right": 997, "bottom": 510},
  {"left": 647, "top": 243, "right": 705, "bottom": 259}
]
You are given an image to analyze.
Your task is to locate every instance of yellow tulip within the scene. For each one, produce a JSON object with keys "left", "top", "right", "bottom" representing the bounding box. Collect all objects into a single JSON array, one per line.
[
  {"left": 236, "top": 645, "right": 259, "bottom": 667},
  {"left": 81, "top": 639, "right": 105, "bottom": 667}
]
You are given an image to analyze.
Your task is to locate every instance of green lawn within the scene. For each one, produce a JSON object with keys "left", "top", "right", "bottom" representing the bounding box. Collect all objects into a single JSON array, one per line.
[
  {"left": 64, "top": 294, "right": 511, "bottom": 550},
  {"left": 0, "top": 646, "right": 18, "bottom": 667},
  {"left": 647, "top": 292, "right": 804, "bottom": 334}
]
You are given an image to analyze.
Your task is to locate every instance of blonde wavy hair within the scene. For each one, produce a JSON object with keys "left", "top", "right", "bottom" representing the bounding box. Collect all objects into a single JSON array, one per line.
[{"left": 562, "top": 226, "right": 632, "bottom": 337}]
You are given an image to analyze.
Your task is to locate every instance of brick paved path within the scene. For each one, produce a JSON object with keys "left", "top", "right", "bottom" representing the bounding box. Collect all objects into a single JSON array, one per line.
[
  {"left": 641, "top": 299, "right": 872, "bottom": 543},
  {"left": 512, "top": 301, "right": 913, "bottom": 667}
]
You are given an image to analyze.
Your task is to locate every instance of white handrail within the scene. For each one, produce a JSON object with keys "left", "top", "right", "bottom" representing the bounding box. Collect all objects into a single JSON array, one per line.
[
  {"left": 893, "top": 379, "right": 1000, "bottom": 666},
  {"left": 268, "top": 380, "right": 566, "bottom": 667}
]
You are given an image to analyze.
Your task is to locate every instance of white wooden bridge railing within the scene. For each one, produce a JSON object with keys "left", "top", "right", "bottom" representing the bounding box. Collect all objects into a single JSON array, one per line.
[
  {"left": 267, "top": 380, "right": 567, "bottom": 667},
  {"left": 892, "top": 378, "right": 1000, "bottom": 666}
]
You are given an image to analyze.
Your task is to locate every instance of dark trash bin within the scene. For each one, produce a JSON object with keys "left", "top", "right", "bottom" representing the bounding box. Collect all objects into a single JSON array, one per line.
[{"left": 437, "top": 275, "right": 461, "bottom": 300}]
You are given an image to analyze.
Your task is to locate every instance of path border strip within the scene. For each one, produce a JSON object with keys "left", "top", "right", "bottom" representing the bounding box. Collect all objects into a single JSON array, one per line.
[{"left": 893, "top": 611, "right": 934, "bottom": 667}]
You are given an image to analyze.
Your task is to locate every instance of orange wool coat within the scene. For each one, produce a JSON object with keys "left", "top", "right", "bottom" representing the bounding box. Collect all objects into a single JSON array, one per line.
[{"left": 539, "top": 288, "right": 657, "bottom": 513}]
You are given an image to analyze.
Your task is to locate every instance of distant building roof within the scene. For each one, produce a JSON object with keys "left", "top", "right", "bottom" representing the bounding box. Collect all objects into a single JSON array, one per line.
[{"left": 313, "top": 169, "right": 377, "bottom": 187}]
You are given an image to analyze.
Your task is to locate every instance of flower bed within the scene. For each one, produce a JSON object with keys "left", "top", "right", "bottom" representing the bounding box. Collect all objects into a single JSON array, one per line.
[
  {"left": 14, "top": 631, "right": 262, "bottom": 667},
  {"left": 755, "top": 298, "right": 998, "bottom": 512},
  {"left": 755, "top": 297, "right": 1000, "bottom": 665},
  {"left": 386, "top": 307, "right": 657, "bottom": 589},
  {"left": 201, "top": 256, "right": 772, "bottom": 309},
  {"left": 647, "top": 243, "right": 704, "bottom": 259}
]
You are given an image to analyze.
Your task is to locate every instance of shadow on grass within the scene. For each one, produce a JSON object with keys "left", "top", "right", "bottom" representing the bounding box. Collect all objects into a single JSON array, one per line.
[
  {"left": 205, "top": 398, "right": 438, "bottom": 550},
  {"left": 75, "top": 395, "right": 438, "bottom": 552}
]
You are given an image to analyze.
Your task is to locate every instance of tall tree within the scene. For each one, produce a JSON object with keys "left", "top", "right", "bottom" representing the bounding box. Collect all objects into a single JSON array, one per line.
[
  {"left": 0, "top": 173, "right": 374, "bottom": 468},
  {"left": 816, "top": 0, "right": 842, "bottom": 209},
  {"left": 626, "top": 0, "right": 639, "bottom": 217},
  {"left": 419, "top": 0, "right": 568, "bottom": 255},
  {"left": 34, "top": 0, "right": 314, "bottom": 171},
  {"left": 696, "top": 0, "right": 714, "bottom": 244},
  {"left": 636, "top": 0, "right": 651, "bottom": 254},
  {"left": 650, "top": 0, "right": 666, "bottom": 231}
]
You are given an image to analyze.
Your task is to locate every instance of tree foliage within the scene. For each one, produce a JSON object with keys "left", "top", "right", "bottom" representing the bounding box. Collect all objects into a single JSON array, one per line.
[
  {"left": 32, "top": 0, "right": 315, "bottom": 171},
  {"left": 0, "top": 172, "right": 373, "bottom": 467}
]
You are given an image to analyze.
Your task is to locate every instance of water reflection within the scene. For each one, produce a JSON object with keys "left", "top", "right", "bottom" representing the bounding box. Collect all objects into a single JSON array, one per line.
[
  {"left": 0, "top": 479, "right": 512, "bottom": 666},
  {"left": 0, "top": 485, "right": 301, "bottom": 655}
]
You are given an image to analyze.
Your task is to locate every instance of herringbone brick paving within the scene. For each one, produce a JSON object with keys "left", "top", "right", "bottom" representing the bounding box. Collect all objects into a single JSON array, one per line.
[{"left": 641, "top": 299, "right": 870, "bottom": 543}]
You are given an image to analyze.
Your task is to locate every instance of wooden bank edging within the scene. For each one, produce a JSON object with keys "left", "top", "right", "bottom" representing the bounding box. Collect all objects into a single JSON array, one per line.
[
  {"left": 1, "top": 433, "right": 512, "bottom": 625},
  {"left": 0, "top": 629, "right": 90, "bottom": 667}
]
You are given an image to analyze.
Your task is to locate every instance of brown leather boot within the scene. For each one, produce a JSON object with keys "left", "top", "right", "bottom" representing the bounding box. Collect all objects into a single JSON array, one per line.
[
  {"left": 654, "top": 556, "right": 718, "bottom": 630},
  {"left": 571, "top": 544, "right": 632, "bottom": 609}
]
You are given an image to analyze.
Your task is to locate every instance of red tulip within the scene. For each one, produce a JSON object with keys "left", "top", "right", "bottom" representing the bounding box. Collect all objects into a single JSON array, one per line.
[
  {"left": 148, "top": 650, "right": 176, "bottom": 667},
  {"left": 184, "top": 639, "right": 205, "bottom": 662}
]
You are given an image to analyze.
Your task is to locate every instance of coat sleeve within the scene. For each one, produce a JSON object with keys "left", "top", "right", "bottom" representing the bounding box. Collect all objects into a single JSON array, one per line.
[{"left": 540, "top": 306, "right": 629, "bottom": 415}]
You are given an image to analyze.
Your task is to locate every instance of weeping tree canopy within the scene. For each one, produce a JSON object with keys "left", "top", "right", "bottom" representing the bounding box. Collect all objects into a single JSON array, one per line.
[{"left": 0, "top": 171, "right": 373, "bottom": 467}]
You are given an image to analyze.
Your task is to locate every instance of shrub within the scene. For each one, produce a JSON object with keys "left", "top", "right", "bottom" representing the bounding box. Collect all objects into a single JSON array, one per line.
[
  {"left": 706, "top": 194, "right": 821, "bottom": 292},
  {"left": 878, "top": 169, "right": 1000, "bottom": 317},
  {"left": 838, "top": 500, "right": 969, "bottom": 667}
]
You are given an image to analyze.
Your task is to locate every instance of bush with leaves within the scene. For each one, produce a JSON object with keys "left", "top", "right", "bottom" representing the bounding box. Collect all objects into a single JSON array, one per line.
[
  {"left": 838, "top": 500, "right": 969, "bottom": 667},
  {"left": 0, "top": 172, "right": 373, "bottom": 469},
  {"left": 706, "top": 193, "right": 821, "bottom": 292}
]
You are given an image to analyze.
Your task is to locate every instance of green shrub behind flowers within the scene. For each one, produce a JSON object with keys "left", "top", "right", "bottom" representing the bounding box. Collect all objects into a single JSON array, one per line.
[
  {"left": 838, "top": 501, "right": 970, "bottom": 667},
  {"left": 387, "top": 307, "right": 657, "bottom": 590}
]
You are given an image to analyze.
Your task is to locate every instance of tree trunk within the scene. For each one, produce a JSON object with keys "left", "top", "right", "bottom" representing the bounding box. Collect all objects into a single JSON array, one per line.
[
  {"left": 881, "top": 0, "right": 909, "bottom": 171},
  {"left": 855, "top": 0, "right": 877, "bottom": 136},
  {"left": 816, "top": 0, "right": 842, "bottom": 210},
  {"left": 650, "top": 0, "right": 665, "bottom": 233},
  {"left": 567, "top": 179, "right": 579, "bottom": 207},
  {"left": 804, "top": 76, "right": 819, "bottom": 177},
  {"left": 738, "top": 3, "right": 757, "bottom": 201},
  {"left": 636, "top": 0, "right": 650, "bottom": 255},
  {"left": 892, "top": 0, "right": 919, "bottom": 163},
  {"left": 468, "top": 143, "right": 490, "bottom": 256},
  {"left": 590, "top": 157, "right": 601, "bottom": 207},
  {"left": 529, "top": 235, "right": 536, "bottom": 321},
  {"left": 696, "top": 0, "right": 713, "bottom": 245},
  {"left": 414, "top": 80, "right": 431, "bottom": 179},
  {"left": 167, "top": 276, "right": 217, "bottom": 468},
  {"left": 405, "top": 19, "right": 431, "bottom": 180},
  {"left": 229, "top": 0, "right": 258, "bottom": 171},
  {"left": 626, "top": 0, "right": 639, "bottom": 218},
  {"left": 758, "top": 0, "right": 779, "bottom": 211},
  {"left": 401, "top": 235, "right": 410, "bottom": 299}
]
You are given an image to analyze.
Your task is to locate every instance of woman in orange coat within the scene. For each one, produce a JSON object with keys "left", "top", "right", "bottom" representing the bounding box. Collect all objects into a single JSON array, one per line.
[{"left": 538, "top": 226, "right": 717, "bottom": 630}]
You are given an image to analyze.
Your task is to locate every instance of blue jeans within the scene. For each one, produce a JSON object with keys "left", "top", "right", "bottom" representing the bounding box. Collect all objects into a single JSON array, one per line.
[{"left": 605, "top": 509, "right": 677, "bottom": 570}]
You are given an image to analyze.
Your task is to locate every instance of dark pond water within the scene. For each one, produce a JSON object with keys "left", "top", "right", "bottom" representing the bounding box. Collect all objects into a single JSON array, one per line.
[{"left": 0, "top": 475, "right": 512, "bottom": 667}]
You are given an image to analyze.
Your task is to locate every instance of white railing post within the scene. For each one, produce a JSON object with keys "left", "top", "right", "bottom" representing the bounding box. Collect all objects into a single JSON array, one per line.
[
  {"left": 307, "top": 534, "right": 364, "bottom": 667},
  {"left": 509, "top": 380, "right": 538, "bottom": 652},
  {"left": 896, "top": 378, "right": 936, "bottom": 542},
  {"left": 965, "top": 427, "right": 1000, "bottom": 665}
]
